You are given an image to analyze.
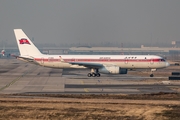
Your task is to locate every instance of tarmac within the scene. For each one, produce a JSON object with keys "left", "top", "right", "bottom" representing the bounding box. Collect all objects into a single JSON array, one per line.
[{"left": 0, "top": 59, "right": 179, "bottom": 94}]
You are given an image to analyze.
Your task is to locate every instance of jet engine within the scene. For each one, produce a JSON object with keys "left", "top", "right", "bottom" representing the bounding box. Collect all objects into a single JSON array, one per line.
[{"left": 99, "top": 65, "right": 127, "bottom": 74}]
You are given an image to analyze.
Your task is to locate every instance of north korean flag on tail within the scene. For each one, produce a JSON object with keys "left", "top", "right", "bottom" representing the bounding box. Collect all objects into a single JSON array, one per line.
[{"left": 19, "top": 38, "right": 31, "bottom": 45}]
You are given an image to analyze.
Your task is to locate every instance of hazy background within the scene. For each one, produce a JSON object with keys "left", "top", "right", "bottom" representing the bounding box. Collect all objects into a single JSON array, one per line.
[{"left": 0, "top": 0, "right": 180, "bottom": 47}]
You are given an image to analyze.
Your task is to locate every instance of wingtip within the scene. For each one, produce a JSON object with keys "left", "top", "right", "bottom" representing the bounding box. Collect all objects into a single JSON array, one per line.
[{"left": 14, "top": 29, "right": 22, "bottom": 31}]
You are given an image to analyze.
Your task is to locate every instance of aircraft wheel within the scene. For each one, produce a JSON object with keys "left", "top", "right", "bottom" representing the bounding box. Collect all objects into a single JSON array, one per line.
[
  {"left": 87, "top": 73, "right": 92, "bottom": 77},
  {"left": 92, "top": 73, "right": 97, "bottom": 77},
  {"left": 150, "top": 74, "right": 154, "bottom": 77},
  {"left": 96, "top": 73, "right": 100, "bottom": 77}
]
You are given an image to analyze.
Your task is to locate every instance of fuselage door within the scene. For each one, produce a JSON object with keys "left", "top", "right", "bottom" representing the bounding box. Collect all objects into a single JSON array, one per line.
[
  {"left": 41, "top": 58, "right": 44, "bottom": 64},
  {"left": 150, "top": 58, "right": 154, "bottom": 64},
  {"left": 125, "top": 58, "right": 128, "bottom": 64}
]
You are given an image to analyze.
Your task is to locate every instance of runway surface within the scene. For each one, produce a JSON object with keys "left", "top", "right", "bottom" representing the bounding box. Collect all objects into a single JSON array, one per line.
[{"left": 0, "top": 59, "right": 179, "bottom": 94}]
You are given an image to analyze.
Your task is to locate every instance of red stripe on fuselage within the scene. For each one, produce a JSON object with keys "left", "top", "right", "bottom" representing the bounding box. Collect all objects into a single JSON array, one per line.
[{"left": 34, "top": 58, "right": 164, "bottom": 63}]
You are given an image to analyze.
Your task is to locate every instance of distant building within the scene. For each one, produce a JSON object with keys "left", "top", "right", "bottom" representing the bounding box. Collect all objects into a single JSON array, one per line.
[{"left": 172, "top": 41, "right": 180, "bottom": 47}]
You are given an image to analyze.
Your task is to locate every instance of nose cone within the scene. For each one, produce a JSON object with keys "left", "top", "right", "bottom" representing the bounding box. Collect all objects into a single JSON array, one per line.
[{"left": 166, "top": 62, "right": 170, "bottom": 67}]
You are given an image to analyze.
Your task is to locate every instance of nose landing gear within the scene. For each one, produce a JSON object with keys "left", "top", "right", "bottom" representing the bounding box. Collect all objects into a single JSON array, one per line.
[
  {"left": 150, "top": 74, "right": 154, "bottom": 77},
  {"left": 150, "top": 69, "right": 156, "bottom": 77}
]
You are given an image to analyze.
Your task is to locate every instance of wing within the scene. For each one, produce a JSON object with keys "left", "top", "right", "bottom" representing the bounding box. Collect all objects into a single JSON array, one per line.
[
  {"left": 69, "top": 62, "right": 103, "bottom": 69},
  {"left": 59, "top": 56, "right": 103, "bottom": 69}
]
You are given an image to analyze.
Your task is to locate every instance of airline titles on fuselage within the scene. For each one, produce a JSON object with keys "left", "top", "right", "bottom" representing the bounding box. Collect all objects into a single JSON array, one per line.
[{"left": 99, "top": 57, "right": 111, "bottom": 59}]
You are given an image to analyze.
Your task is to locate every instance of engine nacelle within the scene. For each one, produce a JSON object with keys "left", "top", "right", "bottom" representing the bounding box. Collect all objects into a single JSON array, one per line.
[{"left": 99, "top": 65, "right": 127, "bottom": 74}]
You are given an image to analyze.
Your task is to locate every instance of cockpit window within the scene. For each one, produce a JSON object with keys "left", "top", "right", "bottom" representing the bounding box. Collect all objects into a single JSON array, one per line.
[{"left": 161, "top": 59, "right": 165, "bottom": 61}]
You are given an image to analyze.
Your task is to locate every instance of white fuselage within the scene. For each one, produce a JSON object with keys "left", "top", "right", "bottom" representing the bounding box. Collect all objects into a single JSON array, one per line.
[{"left": 29, "top": 54, "right": 169, "bottom": 69}]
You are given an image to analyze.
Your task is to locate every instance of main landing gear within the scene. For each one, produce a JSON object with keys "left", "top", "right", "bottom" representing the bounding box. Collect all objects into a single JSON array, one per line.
[
  {"left": 87, "top": 68, "right": 101, "bottom": 77},
  {"left": 87, "top": 73, "right": 101, "bottom": 77}
]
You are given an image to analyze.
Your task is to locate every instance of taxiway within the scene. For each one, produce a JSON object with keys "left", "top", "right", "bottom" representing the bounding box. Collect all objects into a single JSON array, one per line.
[{"left": 0, "top": 59, "right": 179, "bottom": 94}]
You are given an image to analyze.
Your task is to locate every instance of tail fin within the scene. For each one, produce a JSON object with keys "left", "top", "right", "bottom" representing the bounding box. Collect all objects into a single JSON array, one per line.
[{"left": 14, "top": 29, "right": 42, "bottom": 56}]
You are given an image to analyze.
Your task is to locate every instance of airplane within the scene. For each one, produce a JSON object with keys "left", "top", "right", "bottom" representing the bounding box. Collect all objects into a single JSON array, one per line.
[
  {"left": 0, "top": 49, "right": 12, "bottom": 58},
  {"left": 13, "top": 29, "right": 170, "bottom": 77},
  {"left": 1, "top": 49, "right": 5, "bottom": 56},
  {"left": 1, "top": 40, "right": 6, "bottom": 57}
]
